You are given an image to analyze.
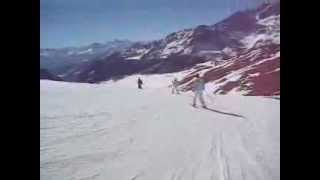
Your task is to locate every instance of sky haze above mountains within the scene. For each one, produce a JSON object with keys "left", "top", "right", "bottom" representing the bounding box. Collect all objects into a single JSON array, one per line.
[{"left": 41, "top": 0, "right": 276, "bottom": 48}]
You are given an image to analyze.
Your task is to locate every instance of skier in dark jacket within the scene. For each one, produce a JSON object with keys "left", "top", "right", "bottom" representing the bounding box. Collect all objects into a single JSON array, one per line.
[{"left": 137, "top": 78, "right": 143, "bottom": 89}]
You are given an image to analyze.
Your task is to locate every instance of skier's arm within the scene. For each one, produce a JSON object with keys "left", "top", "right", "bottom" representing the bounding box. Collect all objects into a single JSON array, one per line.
[{"left": 189, "top": 81, "right": 197, "bottom": 91}]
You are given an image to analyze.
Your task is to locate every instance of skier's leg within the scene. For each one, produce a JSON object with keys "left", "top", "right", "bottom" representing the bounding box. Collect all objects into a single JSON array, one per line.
[
  {"left": 173, "top": 86, "right": 178, "bottom": 94},
  {"left": 176, "top": 86, "right": 180, "bottom": 94},
  {"left": 199, "top": 91, "right": 207, "bottom": 107},
  {"left": 193, "top": 91, "right": 198, "bottom": 106}
]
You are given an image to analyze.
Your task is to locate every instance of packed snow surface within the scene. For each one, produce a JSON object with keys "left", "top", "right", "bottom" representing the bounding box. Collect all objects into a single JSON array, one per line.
[{"left": 40, "top": 78, "right": 279, "bottom": 180}]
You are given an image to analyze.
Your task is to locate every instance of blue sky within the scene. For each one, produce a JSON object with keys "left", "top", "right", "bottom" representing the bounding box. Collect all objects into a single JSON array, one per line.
[{"left": 40, "top": 0, "right": 267, "bottom": 48}]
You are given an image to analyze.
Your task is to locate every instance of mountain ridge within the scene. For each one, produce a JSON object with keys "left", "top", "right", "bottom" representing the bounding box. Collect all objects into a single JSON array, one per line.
[{"left": 41, "top": 1, "right": 280, "bottom": 96}]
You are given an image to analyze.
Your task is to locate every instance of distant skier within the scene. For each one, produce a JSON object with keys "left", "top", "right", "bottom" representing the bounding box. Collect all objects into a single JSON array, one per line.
[
  {"left": 137, "top": 77, "right": 143, "bottom": 89},
  {"left": 191, "top": 74, "right": 207, "bottom": 108},
  {"left": 171, "top": 78, "right": 180, "bottom": 94},
  {"left": 212, "top": 60, "right": 218, "bottom": 66}
]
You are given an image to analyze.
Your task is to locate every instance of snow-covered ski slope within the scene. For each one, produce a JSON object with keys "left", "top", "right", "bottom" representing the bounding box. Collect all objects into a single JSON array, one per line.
[{"left": 40, "top": 78, "right": 279, "bottom": 180}]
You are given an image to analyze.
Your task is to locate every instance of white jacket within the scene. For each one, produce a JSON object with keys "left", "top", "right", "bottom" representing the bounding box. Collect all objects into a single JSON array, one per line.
[{"left": 193, "top": 78, "right": 205, "bottom": 92}]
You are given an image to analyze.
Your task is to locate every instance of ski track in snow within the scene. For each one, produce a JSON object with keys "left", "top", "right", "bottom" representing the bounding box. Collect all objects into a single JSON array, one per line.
[{"left": 40, "top": 80, "right": 279, "bottom": 180}]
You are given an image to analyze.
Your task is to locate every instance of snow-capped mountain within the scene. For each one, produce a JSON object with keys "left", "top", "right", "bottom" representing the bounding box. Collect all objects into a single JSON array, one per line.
[
  {"left": 64, "top": 2, "right": 279, "bottom": 96},
  {"left": 178, "top": 3, "right": 280, "bottom": 96},
  {"left": 40, "top": 40, "right": 134, "bottom": 75},
  {"left": 120, "top": 1, "right": 279, "bottom": 61}
]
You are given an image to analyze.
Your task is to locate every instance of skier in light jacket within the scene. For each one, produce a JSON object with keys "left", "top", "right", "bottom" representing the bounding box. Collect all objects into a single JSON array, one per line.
[
  {"left": 171, "top": 78, "right": 180, "bottom": 94},
  {"left": 192, "top": 74, "right": 207, "bottom": 108}
]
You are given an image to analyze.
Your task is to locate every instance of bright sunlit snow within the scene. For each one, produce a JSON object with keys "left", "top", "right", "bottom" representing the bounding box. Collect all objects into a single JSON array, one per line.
[{"left": 41, "top": 78, "right": 279, "bottom": 180}]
